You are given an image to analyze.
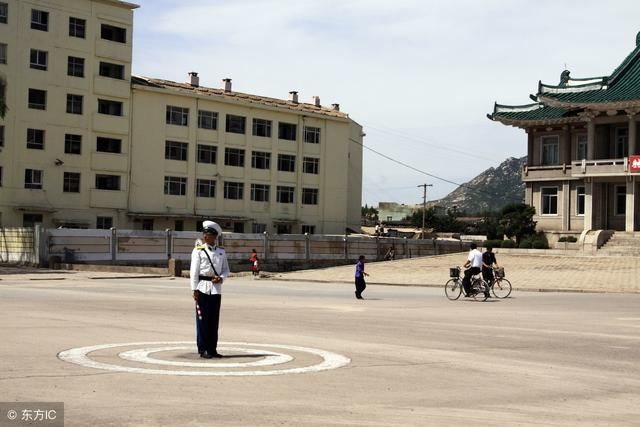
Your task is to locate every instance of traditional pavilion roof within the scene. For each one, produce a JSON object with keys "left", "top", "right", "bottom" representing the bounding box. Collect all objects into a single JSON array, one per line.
[
  {"left": 131, "top": 75, "right": 349, "bottom": 120},
  {"left": 489, "top": 31, "right": 640, "bottom": 127}
]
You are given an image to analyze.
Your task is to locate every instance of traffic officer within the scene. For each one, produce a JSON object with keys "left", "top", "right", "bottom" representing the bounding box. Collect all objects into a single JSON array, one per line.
[{"left": 190, "top": 220, "right": 230, "bottom": 359}]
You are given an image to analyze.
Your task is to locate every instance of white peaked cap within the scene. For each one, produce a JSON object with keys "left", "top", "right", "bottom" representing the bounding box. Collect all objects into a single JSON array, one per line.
[{"left": 202, "top": 220, "right": 222, "bottom": 234}]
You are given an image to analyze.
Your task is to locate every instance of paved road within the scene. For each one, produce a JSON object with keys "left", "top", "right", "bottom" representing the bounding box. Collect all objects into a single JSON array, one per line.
[{"left": 1, "top": 275, "right": 639, "bottom": 426}]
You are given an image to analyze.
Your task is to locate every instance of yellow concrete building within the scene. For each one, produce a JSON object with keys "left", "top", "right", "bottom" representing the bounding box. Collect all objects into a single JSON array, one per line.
[{"left": 0, "top": 0, "right": 363, "bottom": 234}]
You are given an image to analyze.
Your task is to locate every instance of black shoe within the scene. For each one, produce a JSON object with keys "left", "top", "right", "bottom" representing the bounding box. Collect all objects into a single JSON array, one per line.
[
  {"left": 211, "top": 352, "right": 223, "bottom": 358},
  {"left": 356, "top": 295, "right": 364, "bottom": 300},
  {"left": 200, "top": 351, "right": 213, "bottom": 359}
]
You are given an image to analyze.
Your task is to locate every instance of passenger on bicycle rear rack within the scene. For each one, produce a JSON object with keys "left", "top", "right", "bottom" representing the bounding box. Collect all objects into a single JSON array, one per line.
[
  {"left": 482, "top": 246, "right": 499, "bottom": 292},
  {"left": 462, "top": 243, "right": 483, "bottom": 297}
]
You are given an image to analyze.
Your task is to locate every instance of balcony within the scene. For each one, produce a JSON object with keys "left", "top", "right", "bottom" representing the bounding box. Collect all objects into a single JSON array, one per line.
[
  {"left": 522, "top": 164, "right": 572, "bottom": 182},
  {"left": 571, "top": 158, "right": 629, "bottom": 177},
  {"left": 523, "top": 158, "right": 631, "bottom": 181}
]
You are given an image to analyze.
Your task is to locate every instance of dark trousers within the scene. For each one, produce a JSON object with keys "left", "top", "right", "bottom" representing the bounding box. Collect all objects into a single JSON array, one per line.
[
  {"left": 355, "top": 277, "right": 366, "bottom": 297},
  {"left": 462, "top": 267, "right": 481, "bottom": 294},
  {"left": 195, "top": 292, "right": 221, "bottom": 354},
  {"left": 482, "top": 267, "right": 494, "bottom": 283}
]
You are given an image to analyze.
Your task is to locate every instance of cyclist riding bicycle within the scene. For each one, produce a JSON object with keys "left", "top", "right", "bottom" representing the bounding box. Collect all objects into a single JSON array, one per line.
[{"left": 462, "top": 243, "right": 483, "bottom": 296}]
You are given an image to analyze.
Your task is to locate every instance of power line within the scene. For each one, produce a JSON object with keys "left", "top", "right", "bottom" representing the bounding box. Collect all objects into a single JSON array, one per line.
[{"left": 353, "top": 139, "right": 522, "bottom": 202}]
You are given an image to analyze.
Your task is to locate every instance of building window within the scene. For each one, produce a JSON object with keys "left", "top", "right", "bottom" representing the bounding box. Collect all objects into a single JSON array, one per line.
[
  {"left": 0, "top": 166, "right": 2, "bottom": 187},
  {"left": 65, "top": 134, "right": 82, "bottom": 154},
  {"left": 96, "top": 137, "right": 121, "bottom": 153},
  {"left": 278, "top": 122, "right": 297, "bottom": 141},
  {"left": 0, "top": 125, "right": 4, "bottom": 146},
  {"left": 24, "top": 169, "right": 43, "bottom": 189},
  {"left": 0, "top": 3, "right": 7, "bottom": 24},
  {"left": 66, "top": 94, "right": 83, "bottom": 114},
  {"left": 276, "top": 186, "right": 294, "bottom": 204},
  {"left": 174, "top": 220, "right": 183, "bottom": 231},
  {"left": 225, "top": 148, "right": 245, "bottom": 167},
  {"left": 98, "top": 99, "right": 122, "bottom": 116},
  {"left": 101, "top": 24, "right": 126, "bottom": 43},
  {"left": 67, "top": 56, "right": 85, "bottom": 77},
  {"left": 165, "top": 141, "right": 188, "bottom": 161},
  {"left": 304, "top": 126, "right": 320, "bottom": 144},
  {"left": 252, "top": 223, "right": 267, "bottom": 233},
  {"left": 28, "top": 88, "right": 46, "bottom": 110},
  {"left": 226, "top": 114, "right": 246, "bottom": 134},
  {"left": 198, "top": 110, "right": 217, "bottom": 130},
  {"left": 303, "top": 157, "right": 319, "bottom": 174},
  {"left": 576, "top": 186, "right": 585, "bottom": 216},
  {"left": 197, "top": 144, "right": 216, "bottom": 164},
  {"left": 23, "top": 214, "right": 43, "bottom": 228},
  {"left": 166, "top": 105, "right": 188, "bottom": 126},
  {"left": 69, "top": 17, "right": 86, "bottom": 38},
  {"left": 96, "top": 216, "right": 113, "bottom": 229},
  {"left": 302, "top": 225, "right": 315, "bottom": 234},
  {"left": 302, "top": 188, "right": 319, "bottom": 205},
  {"left": 63, "top": 172, "right": 80, "bottom": 193},
  {"left": 253, "top": 118, "right": 272, "bottom": 137},
  {"left": 276, "top": 224, "right": 291, "bottom": 234},
  {"left": 224, "top": 181, "right": 244, "bottom": 200},
  {"left": 164, "top": 176, "right": 187, "bottom": 196},
  {"left": 541, "top": 136, "right": 559, "bottom": 165},
  {"left": 95, "top": 174, "right": 120, "bottom": 190},
  {"left": 29, "top": 49, "right": 47, "bottom": 70},
  {"left": 26, "top": 128, "right": 45, "bottom": 149},
  {"left": 277, "top": 154, "right": 296, "bottom": 172},
  {"left": 576, "top": 134, "right": 587, "bottom": 161},
  {"left": 31, "top": 9, "right": 48, "bottom": 31},
  {"left": 0, "top": 43, "right": 6, "bottom": 64},
  {"left": 99, "top": 62, "right": 124, "bottom": 79},
  {"left": 196, "top": 179, "right": 216, "bottom": 198},
  {"left": 251, "top": 151, "right": 271, "bottom": 169},
  {"left": 541, "top": 187, "right": 558, "bottom": 215},
  {"left": 142, "top": 219, "right": 154, "bottom": 230},
  {"left": 615, "top": 185, "right": 626, "bottom": 216},
  {"left": 615, "top": 128, "right": 628, "bottom": 158},
  {"left": 251, "top": 184, "right": 270, "bottom": 202}
]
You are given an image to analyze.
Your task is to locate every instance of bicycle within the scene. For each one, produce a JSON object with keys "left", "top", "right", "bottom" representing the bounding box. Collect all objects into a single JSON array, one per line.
[
  {"left": 445, "top": 267, "right": 489, "bottom": 302},
  {"left": 486, "top": 267, "right": 512, "bottom": 298}
]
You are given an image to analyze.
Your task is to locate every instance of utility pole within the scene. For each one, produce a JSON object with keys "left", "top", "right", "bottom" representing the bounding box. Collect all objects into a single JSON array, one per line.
[{"left": 417, "top": 184, "right": 433, "bottom": 239}]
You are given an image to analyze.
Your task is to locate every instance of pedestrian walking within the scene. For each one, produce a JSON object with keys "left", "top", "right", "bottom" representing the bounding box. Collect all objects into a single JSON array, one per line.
[
  {"left": 249, "top": 248, "right": 259, "bottom": 277},
  {"left": 190, "top": 220, "right": 230, "bottom": 359},
  {"left": 354, "top": 255, "right": 369, "bottom": 299}
]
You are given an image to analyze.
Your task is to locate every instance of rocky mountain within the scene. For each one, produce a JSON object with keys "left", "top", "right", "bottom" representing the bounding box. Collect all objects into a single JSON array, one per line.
[{"left": 430, "top": 156, "right": 526, "bottom": 214}]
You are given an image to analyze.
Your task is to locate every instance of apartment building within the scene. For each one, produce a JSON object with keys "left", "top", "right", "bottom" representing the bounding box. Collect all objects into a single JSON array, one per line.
[
  {"left": 489, "top": 32, "right": 640, "bottom": 233},
  {"left": 0, "top": 0, "right": 363, "bottom": 234}
]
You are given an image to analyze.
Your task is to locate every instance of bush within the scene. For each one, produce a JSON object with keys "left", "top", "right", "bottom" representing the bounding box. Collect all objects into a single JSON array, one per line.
[
  {"left": 483, "top": 239, "right": 504, "bottom": 249},
  {"left": 501, "top": 240, "right": 516, "bottom": 248},
  {"left": 532, "top": 240, "right": 548, "bottom": 249},
  {"left": 518, "top": 238, "right": 533, "bottom": 248},
  {"left": 558, "top": 236, "right": 568, "bottom": 242},
  {"left": 559, "top": 236, "right": 578, "bottom": 243}
]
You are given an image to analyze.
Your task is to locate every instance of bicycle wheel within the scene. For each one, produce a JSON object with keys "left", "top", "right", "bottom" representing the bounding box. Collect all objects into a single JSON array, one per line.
[
  {"left": 472, "top": 279, "right": 488, "bottom": 302},
  {"left": 492, "top": 278, "right": 512, "bottom": 298},
  {"left": 445, "top": 279, "right": 462, "bottom": 300}
]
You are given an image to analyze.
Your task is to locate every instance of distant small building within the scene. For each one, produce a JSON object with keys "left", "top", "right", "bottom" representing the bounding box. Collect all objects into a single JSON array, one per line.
[{"left": 377, "top": 202, "right": 417, "bottom": 224}]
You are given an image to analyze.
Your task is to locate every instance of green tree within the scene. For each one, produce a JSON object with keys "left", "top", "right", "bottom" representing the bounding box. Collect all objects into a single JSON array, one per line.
[{"left": 498, "top": 203, "right": 536, "bottom": 244}]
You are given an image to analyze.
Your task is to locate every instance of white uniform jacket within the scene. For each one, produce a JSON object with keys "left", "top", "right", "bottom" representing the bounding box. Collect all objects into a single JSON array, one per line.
[{"left": 190, "top": 245, "right": 230, "bottom": 295}]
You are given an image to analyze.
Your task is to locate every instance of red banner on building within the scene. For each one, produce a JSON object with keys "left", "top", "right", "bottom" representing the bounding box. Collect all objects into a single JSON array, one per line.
[{"left": 631, "top": 155, "right": 640, "bottom": 173}]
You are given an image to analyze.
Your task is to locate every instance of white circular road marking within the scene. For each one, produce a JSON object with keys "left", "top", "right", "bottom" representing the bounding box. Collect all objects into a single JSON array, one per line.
[
  {"left": 58, "top": 341, "right": 350, "bottom": 376},
  {"left": 119, "top": 346, "right": 292, "bottom": 368}
]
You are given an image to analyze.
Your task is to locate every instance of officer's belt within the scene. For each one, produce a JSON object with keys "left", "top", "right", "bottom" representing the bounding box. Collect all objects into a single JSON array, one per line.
[{"left": 198, "top": 275, "right": 215, "bottom": 281}]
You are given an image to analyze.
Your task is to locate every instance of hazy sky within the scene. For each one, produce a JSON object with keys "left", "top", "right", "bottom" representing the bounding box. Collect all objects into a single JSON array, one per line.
[{"left": 130, "top": 0, "right": 640, "bottom": 207}]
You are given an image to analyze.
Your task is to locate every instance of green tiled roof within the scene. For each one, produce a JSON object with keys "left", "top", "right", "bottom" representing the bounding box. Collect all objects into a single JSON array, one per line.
[
  {"left": 538, "top": 36, "right": 640, "bottom": 106},
  {"left": 489, "top": 31, "right": 640, "bottom": 125}
]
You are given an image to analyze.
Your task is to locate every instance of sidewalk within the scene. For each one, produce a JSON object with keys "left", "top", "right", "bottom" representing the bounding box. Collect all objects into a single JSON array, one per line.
[{"left": 270, "top": 252, "right": 640, "bottom": 294}]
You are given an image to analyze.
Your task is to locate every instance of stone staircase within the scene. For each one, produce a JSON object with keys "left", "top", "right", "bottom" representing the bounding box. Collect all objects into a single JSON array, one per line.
[{"left": 597, "top": 231, "right": 640, "bottom": 256}]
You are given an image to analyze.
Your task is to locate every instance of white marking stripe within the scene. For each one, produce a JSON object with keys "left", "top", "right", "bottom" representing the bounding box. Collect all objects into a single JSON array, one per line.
[
  {"left": 58, "top": 341, "right": 350, "bottom": 376},
  {"left": 119, "top": 346, "right": 292, "bottom": 368}
]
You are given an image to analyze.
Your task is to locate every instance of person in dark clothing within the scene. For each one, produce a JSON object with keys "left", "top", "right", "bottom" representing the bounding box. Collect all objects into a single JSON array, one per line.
[
  {"left": 354, "top": 255, "right": 369, "bottom": 299},
  {"left": 482, "top": 246, "right": 498, "bottom": 298}
]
